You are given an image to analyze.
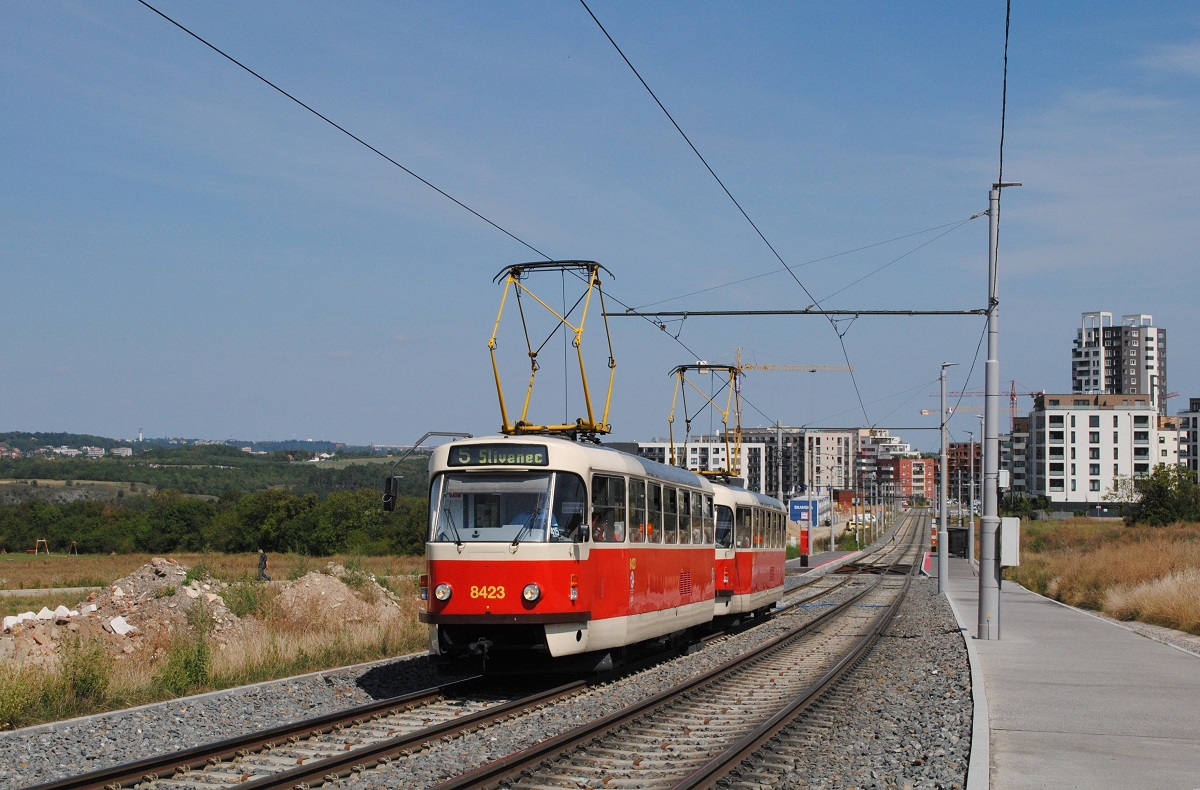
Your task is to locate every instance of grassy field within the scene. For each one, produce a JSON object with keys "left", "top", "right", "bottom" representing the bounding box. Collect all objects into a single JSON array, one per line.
[
  {"left": 1006, "top": 518, "right": 1200, "bottom": 636},
  {"left": 1, "top": 551, "right": 428, "bottom": 729},
  {"left": 0, "top": 551, "right": 422, "bottom": 598}
]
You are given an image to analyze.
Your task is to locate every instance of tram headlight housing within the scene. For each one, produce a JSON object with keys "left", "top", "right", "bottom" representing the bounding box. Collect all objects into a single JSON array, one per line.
[
  {"left": 522, "top": 583, "right": 541, "bottom": 602},
  {"left": 433, "top": 583, "right": 452, "bottom": 602}
]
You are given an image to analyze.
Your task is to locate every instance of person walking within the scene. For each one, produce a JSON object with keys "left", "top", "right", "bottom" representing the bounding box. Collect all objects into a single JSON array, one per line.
[{"left": 257, "top": 549, "right": 271, "bottom": 582}]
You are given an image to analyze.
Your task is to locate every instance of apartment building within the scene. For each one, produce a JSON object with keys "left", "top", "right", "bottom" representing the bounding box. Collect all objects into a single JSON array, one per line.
[
  {"left": 1175, "top": 398, "right": 1200, "bottom": 476},
  {"left": 1026, "top": 392, "right": 1163, "bottom": 510},
  {"left": 885, "top": 457, "right": 937, "bottom": 501},
  {"left": 635, "top": 438, "right": 768, "bottom": 493},
  {"left": 1002, "top": 416, "right": 1030, "bottom": 495},
  {"left": 1071, "top": 311, "right": 1168, "bottom": 415}
]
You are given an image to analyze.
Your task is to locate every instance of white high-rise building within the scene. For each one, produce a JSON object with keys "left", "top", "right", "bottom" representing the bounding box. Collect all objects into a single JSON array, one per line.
[
  {"left": 1026, "top": 392, "right": 1164, "bottom": 510},
  {"left": 1071, "top": 311, "right": 1168, "bottom": 415}
]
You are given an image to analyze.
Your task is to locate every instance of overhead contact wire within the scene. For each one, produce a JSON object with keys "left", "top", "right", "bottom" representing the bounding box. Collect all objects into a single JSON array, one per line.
[
  {"left": 135, "top": 0, "right": 551, "bottom": 261},
  {"left": 580, "top": 0, "right": 870, "bottom": 425}
]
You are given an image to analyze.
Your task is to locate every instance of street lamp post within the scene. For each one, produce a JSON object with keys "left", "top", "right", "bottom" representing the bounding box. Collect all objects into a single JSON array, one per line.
[
  {"left": 939, "top": 361, "right": 957, "bottom": 593},
  {"left": 980, "top": 181, "right": 1020, "bottom": 640}
]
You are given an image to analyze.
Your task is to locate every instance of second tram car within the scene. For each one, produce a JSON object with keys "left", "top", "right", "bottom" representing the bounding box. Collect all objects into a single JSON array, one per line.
[
  {"left": 712, "top": 484, "right": 788, "bottom": 620},
  {"left": 417, "top": 434, "right": 787, "bottom": 671}
]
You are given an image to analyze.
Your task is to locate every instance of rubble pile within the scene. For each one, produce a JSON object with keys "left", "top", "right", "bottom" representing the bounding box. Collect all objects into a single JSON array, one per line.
[
  {"left": 0, "top": 557, "right": 252, "bottom": 670},
  {"left": 1, "top": 559, "right": 411, "bottom": 673}
]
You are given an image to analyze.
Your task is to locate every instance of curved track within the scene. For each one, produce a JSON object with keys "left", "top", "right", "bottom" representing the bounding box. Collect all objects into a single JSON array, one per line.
[{"left": 29, "top": 514, "right": 926, "bottom": 790}]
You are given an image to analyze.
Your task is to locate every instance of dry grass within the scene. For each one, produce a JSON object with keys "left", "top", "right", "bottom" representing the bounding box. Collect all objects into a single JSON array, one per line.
[
  {"left": 1007, "top": 519, "right": 1200, "bottom": 635},
  {"left": 0, "top": 552, "right": 423, "bottom": 591},
  {"left": 1, "top": 553, "right": 429, "bottom": 730}
]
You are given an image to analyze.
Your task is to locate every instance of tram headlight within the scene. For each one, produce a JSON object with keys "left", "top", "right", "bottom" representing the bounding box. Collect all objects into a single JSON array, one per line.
[
  {"left": 433, "top": 583, "right": 452, "bottom": 602},
  {"left": 522, "top": 583, "right": 541, "bottom": 602}
]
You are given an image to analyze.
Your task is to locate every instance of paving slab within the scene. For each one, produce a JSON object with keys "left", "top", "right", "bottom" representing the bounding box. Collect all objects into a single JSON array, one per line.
[{"left": 943, "top": 558, "right": 1200, "bottom": 790}]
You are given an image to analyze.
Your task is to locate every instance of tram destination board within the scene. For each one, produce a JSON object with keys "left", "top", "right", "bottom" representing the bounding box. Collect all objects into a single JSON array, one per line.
[{"left": 448, "top": 444, "right": 549, "bottom": 467}]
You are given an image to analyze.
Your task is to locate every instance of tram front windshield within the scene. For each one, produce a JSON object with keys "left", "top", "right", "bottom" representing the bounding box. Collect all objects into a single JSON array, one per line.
[{"left": 429, "top": 471, "right": 587, "bottom": 543}]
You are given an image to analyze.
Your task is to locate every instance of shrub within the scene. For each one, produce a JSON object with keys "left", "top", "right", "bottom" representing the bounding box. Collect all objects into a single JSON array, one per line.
[
  {"left": 59, "top": 634, "right": 112, "bottom": 702},
  {"left": 223, "top": 579, "right": 273, "bottom": 618}
]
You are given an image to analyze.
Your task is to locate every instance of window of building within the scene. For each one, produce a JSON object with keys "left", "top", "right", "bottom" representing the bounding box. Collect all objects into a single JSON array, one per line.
[
  {"left": 1090, "top": 464, "right": 1100, "bottom": 475},
  {"left": 1089, "top": 447, "right": 1100, "bottom": 460},
  {"left": 1090, "top": 431, "right": 1100, "bottom": 444},
  {"left": 1090, "top": 480, "right": 1101, "bottom": 492},
  {"left": 1049, "top": 415, "right": 1064, "bottom": 427},
  {"left": 1089, "top": 415, "right": 1100, "bottom": 428}
]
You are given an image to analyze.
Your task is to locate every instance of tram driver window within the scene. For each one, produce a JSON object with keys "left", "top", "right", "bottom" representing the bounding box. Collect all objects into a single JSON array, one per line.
[
  {"left": 715, "top": 505, "right": 733, "bottom": 549},
  {"left": 550, "top": 473, "right": 587, "bottom": 542}
]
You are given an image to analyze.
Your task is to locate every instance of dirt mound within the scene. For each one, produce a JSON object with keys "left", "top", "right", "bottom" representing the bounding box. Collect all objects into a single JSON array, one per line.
[
  {"left": 1, "top": 557, "right": 254, "bottom": 670},
  {"left": 272, "top": 565, "right": 404, "bottom": 625},
  {"left": 2, "top": 559, "right": 409, "bottom": 672}
]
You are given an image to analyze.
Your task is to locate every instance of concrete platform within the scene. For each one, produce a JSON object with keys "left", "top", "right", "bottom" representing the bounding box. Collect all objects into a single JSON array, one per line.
[{"left": 942, "top": 557, "right": 1200, "bottom": 790}]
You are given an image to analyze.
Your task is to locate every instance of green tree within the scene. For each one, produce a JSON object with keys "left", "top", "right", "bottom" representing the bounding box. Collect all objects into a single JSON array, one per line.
[{"left": 1122, "top": 465, "right": 1200, "bottom": 526}]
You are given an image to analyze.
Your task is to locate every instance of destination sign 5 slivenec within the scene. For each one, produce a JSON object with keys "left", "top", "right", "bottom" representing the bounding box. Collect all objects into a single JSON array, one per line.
[{"left": 448, "top": 444, "right": 549, "bottom": 467}]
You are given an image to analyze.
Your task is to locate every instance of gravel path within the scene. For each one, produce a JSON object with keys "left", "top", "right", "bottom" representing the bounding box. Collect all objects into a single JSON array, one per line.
[{"left": 2, "top": 575, "right": 971, "bottom": 790}]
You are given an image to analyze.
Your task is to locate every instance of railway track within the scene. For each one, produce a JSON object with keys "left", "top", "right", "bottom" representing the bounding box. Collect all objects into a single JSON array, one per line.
[
  {"left": 29, "top": 515, "right": 925, "bottom": 790},
  {"left": 430, "top": 515, "right": 924, "bottom": 789}
]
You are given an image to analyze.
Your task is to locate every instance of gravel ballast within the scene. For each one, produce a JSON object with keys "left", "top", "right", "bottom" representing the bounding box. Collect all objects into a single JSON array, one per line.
[{"left": 3, "top": 576, "right": 972, "bottom": 789}]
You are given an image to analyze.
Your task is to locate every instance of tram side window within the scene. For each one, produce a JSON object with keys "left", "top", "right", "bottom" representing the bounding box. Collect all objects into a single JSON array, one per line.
[
  {"left": 735, "top": 507, "right": 752, "bottom": 548},
  {"left": 715, "top": 505, "right": 734, "bottom": 549},
  {"left": 691, "top": 491, "right": 705, "bottom": 544},
  {"left": 751, "top": 509, "right": 762, "bottom": 548},
  {"left": 703, "top": 495, "right": 715, "bottom": 544},
  {"left": 678, "top": 490, "right": 691, "bottom": 544},
  {"left": 663, "top": 487, "right": 679, "bottom": 544},
  {"left": 647, "top": 483, "right": 663, "bottom": 544},
  {"left": 773, "top": 513, "right": 782, "bottom": 548},
  {"left": 629, "top": 479, "right": 646, "bottom": 543},
  {"left": 591, "top": 474, "right": 627, "bottom": 543}
]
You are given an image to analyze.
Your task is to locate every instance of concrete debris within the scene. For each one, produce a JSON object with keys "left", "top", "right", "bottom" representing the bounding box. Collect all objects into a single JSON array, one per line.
[
  {"left": 2, "top": 557, "right": 407, "bottom": 674},
  {"left": 108, "top": 616, "right": 137, "bottom": 636}
]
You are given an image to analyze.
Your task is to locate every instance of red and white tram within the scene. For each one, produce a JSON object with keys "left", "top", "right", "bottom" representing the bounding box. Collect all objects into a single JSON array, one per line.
[
  {"left": 712, "top": 484, "right": 788, "bottom": 620},
  {"left": 417, "top": 434, "right": 786, "bottom": 671}
]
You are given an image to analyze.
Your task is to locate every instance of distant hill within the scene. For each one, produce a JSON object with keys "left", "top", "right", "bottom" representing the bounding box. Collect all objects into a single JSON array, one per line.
[{"left": 0, "top": 431, "right": 388, "bottom": 456}]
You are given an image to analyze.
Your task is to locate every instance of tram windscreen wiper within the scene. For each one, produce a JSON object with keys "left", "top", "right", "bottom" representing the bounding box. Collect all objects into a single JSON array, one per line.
[
  {"left": 511, "top": 508, "right": 540, "bottom": 546},
  {"left": 441, "top": 508, "right": 464, "bottom": 547}
]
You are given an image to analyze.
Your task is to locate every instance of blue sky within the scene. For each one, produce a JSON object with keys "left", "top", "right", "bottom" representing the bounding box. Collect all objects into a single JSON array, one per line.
[{"left": 3, "top": 2, "right": 1198, "bottom": 451}]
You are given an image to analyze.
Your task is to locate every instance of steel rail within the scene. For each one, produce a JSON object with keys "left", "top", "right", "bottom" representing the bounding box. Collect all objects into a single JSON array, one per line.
[
  {"left": 674, "top": 540, "right": 918, "bottom": 787},
  {"left": 21, "top": 677, "right": 468, "bottom": 790},
  {"left": 431, "top": 555, "right": 910, "bottom": 790},
  {"left": 23, "top": 674, "right": 596, "bottom": 790},
  {"left": 42, "top": 518, "right": 922, "bottom": 790}
]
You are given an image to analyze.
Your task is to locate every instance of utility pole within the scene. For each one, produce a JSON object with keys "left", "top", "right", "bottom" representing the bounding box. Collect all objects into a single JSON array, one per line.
[
  {"left": 775, "top": 422, "right": 784, "bottom": 503},
  {"left": 967, "top": 429, "right": 975, "bottom": 563},
  {"left": 939, "top": 361, "right": 957, "bottom": 594},
  {"left": 980, "top": 181, "right": 1020, "bottom": 639}
]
